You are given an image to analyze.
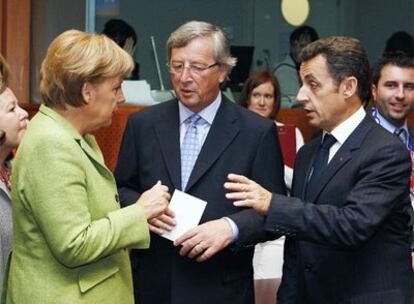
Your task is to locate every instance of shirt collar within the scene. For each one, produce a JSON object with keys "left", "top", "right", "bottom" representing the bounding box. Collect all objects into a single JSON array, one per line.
[
  {"left": 374, "top": 107, "right": 409, "bottom": 134},
  {"left": 178, "top": 92, "right": 222, "bottom": 125},
  {"left": 325, "top": 106, "right": 366, "bottom": 145}
]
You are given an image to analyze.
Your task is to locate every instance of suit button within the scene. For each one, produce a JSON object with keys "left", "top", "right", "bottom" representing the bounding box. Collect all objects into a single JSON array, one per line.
[{"left": 305, "top": 263, "right": 313, "bottom": 272}]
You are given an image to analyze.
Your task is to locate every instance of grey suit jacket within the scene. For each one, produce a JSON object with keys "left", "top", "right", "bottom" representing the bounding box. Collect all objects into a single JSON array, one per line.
[
  {"left": 0, "top": 178, "right": 11, "bottom": 297},
  {"left": 265, "top": 115, "right": 414, "bottom": 304}
]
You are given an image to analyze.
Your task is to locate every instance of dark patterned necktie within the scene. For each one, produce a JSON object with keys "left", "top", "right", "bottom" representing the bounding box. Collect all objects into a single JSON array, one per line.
[
  {"left": 306, "top": 134, "right": 337, "bottom": 199},
  {"left": 394, "top": 128, "right": 408, "bottom": 146}
]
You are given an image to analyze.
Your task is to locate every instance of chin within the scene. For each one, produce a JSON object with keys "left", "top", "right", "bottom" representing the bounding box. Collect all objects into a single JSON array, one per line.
[{"left": 103, "top": 119, "right": 112, "bottom": 128}]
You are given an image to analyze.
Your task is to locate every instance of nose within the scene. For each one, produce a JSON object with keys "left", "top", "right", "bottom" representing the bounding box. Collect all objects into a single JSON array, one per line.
[
  {"left": 258, "top": 96, "right": 266, "bottom": 105},
  {"left": 17, "top": 105, "right": 28, "bottom": 120},
  {"left": 179, "top": 66, "right": 193, "bottom": 83},
  {"left": 118, "top": 89, "right": 126, "bottom": 105},
  {"left": 296, "top": 86, "right": 308, "bottom": 104},
  {"left": 396, "top": 85, "right": 405, "bottom": 99}
]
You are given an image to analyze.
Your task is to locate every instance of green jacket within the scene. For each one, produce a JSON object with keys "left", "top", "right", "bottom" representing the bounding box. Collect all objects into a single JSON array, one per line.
[{"left": 4, "top": 105, "right": 149, "bottom": 304}]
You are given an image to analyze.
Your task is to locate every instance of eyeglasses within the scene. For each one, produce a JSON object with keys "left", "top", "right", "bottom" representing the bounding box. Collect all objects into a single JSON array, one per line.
[
  {"left": 168, "top": 61, "right": 219, "bottom": 75},
  {"left": 251, "top": 92, "right": 274, "bottom": 101}
]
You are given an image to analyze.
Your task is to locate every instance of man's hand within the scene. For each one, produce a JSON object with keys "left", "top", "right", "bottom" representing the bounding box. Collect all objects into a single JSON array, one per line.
[
  {"left": 224, "top": 173, "right": 272, "bottom": 215},
  {"left": 173, "top": 218, "right": 233, "bottom": 262},
  {"left": 148, "top": 208, "right": 176, "bottom": 235}
]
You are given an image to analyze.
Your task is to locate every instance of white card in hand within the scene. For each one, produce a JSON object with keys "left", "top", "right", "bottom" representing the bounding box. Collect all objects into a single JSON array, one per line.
[{"left": 162, "top": 190, "right": 207, "bottom": 241}]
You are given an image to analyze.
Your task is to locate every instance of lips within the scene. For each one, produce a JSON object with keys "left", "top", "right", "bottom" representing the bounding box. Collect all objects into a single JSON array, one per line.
[
  {"left": 179, "top": 89, "right": 197, "bottom": 99},
  {"left": 304, "top": 108, "right": 314, "bottom": 115},
  {"left": 255, "top": 108, "right": 268, "bottom": 115},
  {"left": 180, "top": 88, "right": 195, "bottom": 94},
  {"left": 20, "top": 120, "right": 28, "bottom": 130},
  {"left": 389, "top": 102, "right": 406, "bottom": 112}
]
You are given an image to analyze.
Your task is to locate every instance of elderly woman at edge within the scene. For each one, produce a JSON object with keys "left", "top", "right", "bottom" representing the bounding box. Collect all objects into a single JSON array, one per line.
[
  {"left": 0, "top": 54, "right": 28, "bottom": 297},
  {"left": 4, "top": 30, "right": 170, "bottom": 303}
]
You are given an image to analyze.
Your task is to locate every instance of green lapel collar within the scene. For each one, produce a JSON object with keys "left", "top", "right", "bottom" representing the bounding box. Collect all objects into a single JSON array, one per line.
[{"left": 39, "top": 105, "right": 111, "bottom": 174}]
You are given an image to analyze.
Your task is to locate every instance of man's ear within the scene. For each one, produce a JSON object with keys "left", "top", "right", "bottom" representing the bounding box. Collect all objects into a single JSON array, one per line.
[
  {"left": 371, "top": 83, "right": 378, "bottom": 102},
  {"left": 81, "top": 82, "right": 93, "bottom": 104},
  {"left": 218, "top": 66, "right": 229, "bottom": 84},
  {"left": 341, "top": 76, "right": 358, "bottom": 99}
]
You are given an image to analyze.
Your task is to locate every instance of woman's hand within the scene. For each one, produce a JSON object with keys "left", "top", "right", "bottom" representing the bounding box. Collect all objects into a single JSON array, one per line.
[
  {"left": 137, "top": 181, "right": 170, "bottom": 219},
  {"left": 224, "top": 173, "right": 272, "bottom": 215}
]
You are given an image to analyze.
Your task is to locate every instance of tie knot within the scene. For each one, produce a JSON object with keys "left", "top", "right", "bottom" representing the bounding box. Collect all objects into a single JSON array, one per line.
[
  {"left": 394, "top": 128, "right": 408, "bottom": 144},
  {"left": 186, "top": 114, "right": 203, "bottom": 126},
  {"left": 321, "top": 134, "right": 336, "bottom": 150}
]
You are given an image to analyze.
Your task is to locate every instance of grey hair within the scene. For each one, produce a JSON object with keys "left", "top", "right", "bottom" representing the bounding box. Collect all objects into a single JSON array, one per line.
[{"left": 166, "top": 21, "right": 237, "bottom": 68}]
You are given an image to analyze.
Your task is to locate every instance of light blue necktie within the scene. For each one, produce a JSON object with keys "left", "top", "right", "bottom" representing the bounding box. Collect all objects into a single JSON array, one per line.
[{"left": 181, "top": 114, "right": 204, "bottom": 191}]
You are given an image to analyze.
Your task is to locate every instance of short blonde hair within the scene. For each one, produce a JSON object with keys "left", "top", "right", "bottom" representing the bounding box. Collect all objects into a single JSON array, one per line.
[
  {"left": 40, "top": 29, "right": 134, "bottom": 108},
  {"left": 0, "top": 53, "right": 11, "bottom": 94}
]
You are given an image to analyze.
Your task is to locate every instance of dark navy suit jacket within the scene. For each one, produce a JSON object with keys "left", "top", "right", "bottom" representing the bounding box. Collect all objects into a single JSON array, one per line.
[
  {"left": 265, "top": 115, "right": 414, "bottom": 304},
  {"left": 115, "top": 97, "right": 286, "bottom": 304}
]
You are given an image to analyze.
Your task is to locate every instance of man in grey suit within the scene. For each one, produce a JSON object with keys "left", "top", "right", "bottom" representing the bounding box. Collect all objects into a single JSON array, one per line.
[
  {"left": 370, "top": 54, "right": 414, "bottom": 270},
  {"left": 115, "top": 21, "right": 285, "bottom": 304},
  {"left": 225, "top": 37, "right": 414, "bottom": 304}
]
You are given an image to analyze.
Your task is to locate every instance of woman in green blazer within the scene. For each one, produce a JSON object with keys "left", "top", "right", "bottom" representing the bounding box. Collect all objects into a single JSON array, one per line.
[{"left": 4, "top": 30, "right": 170, "bottom": 304}]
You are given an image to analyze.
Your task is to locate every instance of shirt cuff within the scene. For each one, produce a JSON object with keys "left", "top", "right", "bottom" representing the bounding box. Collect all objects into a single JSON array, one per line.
[{"left": 223, "top": 217, "right": 239, "bottom": 242}]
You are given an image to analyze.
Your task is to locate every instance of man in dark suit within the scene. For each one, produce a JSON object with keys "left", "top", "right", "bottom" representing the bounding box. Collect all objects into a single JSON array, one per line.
[
  {"left": 225, "top": 37, "right": 414, "bottom": 304},
  {"left": 370, "top": 54, "right": 414, "bottom": 269},
  {"left": 114, "top": 21, "right": 285, "bottom": 304}
]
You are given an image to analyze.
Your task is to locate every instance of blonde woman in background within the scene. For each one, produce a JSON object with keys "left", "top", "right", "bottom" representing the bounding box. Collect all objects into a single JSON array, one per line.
[{"left": 4, "top": 30, "right": 170, "bottom": 303}]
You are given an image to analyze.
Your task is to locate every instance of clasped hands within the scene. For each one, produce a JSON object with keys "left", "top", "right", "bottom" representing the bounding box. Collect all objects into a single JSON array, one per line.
[
  {"left": 146, "top": 173, "right": 269, "bottom": 262},
  {"left": 149, "top": 206, "right": 233, "bottom": 262}
]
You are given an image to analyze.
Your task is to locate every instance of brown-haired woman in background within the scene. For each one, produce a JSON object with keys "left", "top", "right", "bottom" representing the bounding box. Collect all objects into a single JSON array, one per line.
[
  {"left": 0, "top": 54, "right": 28, "bottom": 297},
  {"left": 239, "top": 70, "right": 303, "bottom": 283}
]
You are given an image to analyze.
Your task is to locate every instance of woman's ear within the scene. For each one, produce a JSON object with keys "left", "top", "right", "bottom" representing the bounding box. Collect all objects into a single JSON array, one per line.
[
  {"left": 341, "top": 76, "right": 358, "bottom": 99},
  {"left": 81, "top": 82, "right": 93, "bottom": 104}
]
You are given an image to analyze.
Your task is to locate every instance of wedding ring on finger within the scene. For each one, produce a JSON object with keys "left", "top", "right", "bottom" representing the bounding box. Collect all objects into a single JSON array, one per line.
[{"left": 196, "top": 243, "right": 205, "bottom": 252}]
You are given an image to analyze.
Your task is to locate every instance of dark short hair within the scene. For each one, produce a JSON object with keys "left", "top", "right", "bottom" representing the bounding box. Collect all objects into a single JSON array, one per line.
[
  {"left": 290, "top": 25, "right": 319, "bottom": 67},
  {"left": 290, "top": 25, "right": 319, "bottom": 47},
  {"left": 372, "top": 52, "right": 414, "bottom": 86},
  {"left": 239, "top": 70, "right": 281, "bottom": 119},
  {"left": 300, "top": 36, "right": 371, "bottom": 102},
  {"left": 103, "top": 19, "right": 137, "bottom": 48},
  {"left": 383, "top": 31, "right": 414, "bottom": 58}
]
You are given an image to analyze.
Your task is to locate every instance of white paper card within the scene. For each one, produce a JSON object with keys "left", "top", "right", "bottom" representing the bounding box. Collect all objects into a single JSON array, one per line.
[{"left": 162, "top": 190, "right": 207, "bottom": 241}]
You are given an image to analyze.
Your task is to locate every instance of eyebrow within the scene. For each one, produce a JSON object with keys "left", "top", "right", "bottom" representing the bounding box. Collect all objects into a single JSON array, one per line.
[
  {"left": 303, "top": 74, "right": 320, "bottom": 83},
  {"left": 383, "top": 80, "right": 414, "bottom": 86}
]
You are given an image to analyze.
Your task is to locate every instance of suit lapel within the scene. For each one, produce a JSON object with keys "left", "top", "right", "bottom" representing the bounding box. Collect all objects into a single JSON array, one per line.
[
  {"left": 153, "top": 101, "right": 181, "bottom": 190},
  {"left": 298, "top": 139, "right": 319, "bottom": 200},
  {"left": 307, "top": 115, "right": 374, "bottom": 202},
  {"left": 186, "top": 98, "right": 239, "bottom": 191}
]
